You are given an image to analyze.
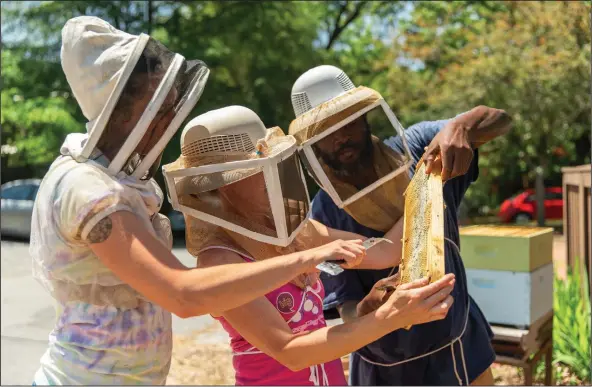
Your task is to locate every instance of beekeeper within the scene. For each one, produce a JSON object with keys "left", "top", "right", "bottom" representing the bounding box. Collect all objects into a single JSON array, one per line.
[
  {"left": 162, "top": 104, "right": 422, "bottom": 280},
  {"left": 289, "top": 65, "right": 513, "bottom": 386},
  {"left": 29, "top": 18, "right": 360, "bottom": 385},
  {"left": 161, "top": 105, "right": 457, "bottom": 386}
]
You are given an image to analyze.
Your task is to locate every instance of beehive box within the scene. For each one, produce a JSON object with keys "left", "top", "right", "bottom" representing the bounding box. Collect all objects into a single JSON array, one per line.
[
  {"left": 466, "top": 263, "right": 553, "bottom": 328},
  {"left": 459, "top": 225, "right": 554, "bottom": 272}
]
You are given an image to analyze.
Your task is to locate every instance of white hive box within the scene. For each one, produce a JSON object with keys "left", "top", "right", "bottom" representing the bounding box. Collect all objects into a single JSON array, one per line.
[{"left": 466, "top": 263, "right": 553, "bottom": 328}]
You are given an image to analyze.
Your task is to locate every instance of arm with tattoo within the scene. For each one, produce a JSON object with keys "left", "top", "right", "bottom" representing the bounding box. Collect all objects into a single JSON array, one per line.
[
  {"left": 87, "top": 217, "right": 113, "bottom": 244},
  {"left": 87, "top": 211, "right": 361, "bottom": 318}
]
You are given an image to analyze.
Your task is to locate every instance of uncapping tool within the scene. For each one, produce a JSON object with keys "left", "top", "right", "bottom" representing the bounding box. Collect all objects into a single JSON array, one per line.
[{"left": 316, "top": 238, "right": 394, "bottom": 276}]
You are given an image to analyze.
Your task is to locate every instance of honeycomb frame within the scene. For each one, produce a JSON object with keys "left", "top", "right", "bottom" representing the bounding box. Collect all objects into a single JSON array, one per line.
[{"left": 399, "top": 162, "right": 445, "bottom": 328}]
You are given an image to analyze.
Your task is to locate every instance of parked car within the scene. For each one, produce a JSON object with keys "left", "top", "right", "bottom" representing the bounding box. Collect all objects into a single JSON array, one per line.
[
  {"left": 1, "top": 179, "right": 41, "bottom": 238},
  {"left": 498, "top": 187, "right": 563, "bottom": 223},
  {"left": 1, "top": 179, "right": 189, "bottom": 239}
]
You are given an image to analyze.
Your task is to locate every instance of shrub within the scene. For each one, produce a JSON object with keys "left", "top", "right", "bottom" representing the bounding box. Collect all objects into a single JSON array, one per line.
[{"left": 552, "top": 259, "right": 591, "bottom": 383}]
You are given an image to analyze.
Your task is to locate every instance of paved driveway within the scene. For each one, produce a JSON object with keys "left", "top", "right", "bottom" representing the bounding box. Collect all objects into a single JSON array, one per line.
[{"left": 0, "top": 238, "right": 221, "bottom": 385}]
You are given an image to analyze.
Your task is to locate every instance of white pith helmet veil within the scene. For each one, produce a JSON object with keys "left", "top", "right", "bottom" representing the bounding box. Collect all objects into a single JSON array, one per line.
[
  {"left": 61, "top": 16, "right": 210, "bottom": 179},
  {"left": 163, "top": 106, "right": 310, "bottom": 247},
  {"left": 289, "top": 65, "right": 413, "bottom": 232}
]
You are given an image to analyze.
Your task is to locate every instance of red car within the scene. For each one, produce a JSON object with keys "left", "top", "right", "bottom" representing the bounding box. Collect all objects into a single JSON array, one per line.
[{"left": 498, "top": 187, "right": 563, "bottom": 223}]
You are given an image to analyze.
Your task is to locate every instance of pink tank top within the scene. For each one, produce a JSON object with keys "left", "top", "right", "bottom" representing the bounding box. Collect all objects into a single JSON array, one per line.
[{"left": 209, "top": 247, "right": 347, "bottom": 386}]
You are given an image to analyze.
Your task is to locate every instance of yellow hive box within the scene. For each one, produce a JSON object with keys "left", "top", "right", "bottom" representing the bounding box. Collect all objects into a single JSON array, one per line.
[{"left": 459, "top": 225, "right": 554, "bottom": 272}]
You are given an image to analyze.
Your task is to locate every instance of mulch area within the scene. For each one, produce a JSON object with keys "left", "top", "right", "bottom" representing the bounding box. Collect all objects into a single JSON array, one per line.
[
  {"left": 166, "top": 233, "right": 581, "bottom": 386},
  {"left": 167, "top": 326, "right": 586, "bottom": 385},
  {"left": 491, "top": 363, "right": 588, "bottom": 386},
  {"left": 166, "top": 323, "right": 235, "bottom": 385}
]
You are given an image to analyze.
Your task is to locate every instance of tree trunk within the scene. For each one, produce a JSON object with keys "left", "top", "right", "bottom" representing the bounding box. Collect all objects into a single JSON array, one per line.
[{"left": 535, "top": 165, "right": 545, "bottom": 226}]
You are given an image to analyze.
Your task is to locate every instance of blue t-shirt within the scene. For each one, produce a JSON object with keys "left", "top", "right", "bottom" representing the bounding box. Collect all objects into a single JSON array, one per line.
[{"left": 311, "top": 119, "right": 495, "bottom": 375}]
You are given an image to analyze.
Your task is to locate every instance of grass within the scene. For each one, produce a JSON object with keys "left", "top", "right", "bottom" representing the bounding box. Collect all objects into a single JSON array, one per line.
[{"left": 548, "top": 261, "right": 591, "bottom": 384}]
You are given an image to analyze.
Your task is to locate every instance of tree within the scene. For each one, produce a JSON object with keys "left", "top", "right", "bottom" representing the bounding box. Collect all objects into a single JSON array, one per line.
[
  {"left": 5, "top": 0, "right": 586, "bottom": 217},
  {"left": 382, "top": 1, "right": 591, "bottom": 213},
  {"left": 1, "top": 49, "right": 82, "bottom": 167},
  {"left": 1, "top": 1, "right": 153, "bottom": 169},
  {"left": 1, "top": 1, "right": 395, "bottom": 201}
]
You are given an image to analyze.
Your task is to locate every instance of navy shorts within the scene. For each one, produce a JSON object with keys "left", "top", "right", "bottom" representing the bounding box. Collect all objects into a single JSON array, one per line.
[{"left": 349, "top": 304, "right": 495, "bottom": 386}]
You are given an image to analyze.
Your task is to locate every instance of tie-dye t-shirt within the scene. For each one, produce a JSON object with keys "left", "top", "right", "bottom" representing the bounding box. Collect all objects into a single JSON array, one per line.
[{"left": 30, "top": 155, "right": 174, "bottom": 385}]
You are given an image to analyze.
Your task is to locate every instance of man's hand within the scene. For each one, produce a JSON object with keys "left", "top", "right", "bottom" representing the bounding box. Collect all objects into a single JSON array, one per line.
[
  {"left": 356, "top": 272, "right": 401, "bottom": 317},
  {"left": 421, "top": 105, "right": 512, "bottom": 181},
  {"left": 421, "top": 120, "right": 474, "bottom": 182}
]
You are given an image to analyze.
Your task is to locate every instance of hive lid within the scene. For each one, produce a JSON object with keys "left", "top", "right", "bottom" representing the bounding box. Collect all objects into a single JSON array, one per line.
[{"left": 460, "top": 225, "right": 554, "bottom": 238}]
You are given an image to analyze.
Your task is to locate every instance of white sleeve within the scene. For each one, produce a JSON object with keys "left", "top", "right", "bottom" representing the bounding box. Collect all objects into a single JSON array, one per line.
[{"left": 56, "top": 165, "right": 135, "bottom": 242}]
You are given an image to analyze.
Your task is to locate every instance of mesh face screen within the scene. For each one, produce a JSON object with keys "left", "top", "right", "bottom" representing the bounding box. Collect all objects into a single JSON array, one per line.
[{"left": 278, "top": 154, "right": 309, "bottom": 235}]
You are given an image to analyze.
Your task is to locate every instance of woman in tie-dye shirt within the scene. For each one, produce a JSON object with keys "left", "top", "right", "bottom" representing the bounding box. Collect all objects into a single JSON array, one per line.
[{"left": 30, "top": 17, "right": 365, "bottom": 385}]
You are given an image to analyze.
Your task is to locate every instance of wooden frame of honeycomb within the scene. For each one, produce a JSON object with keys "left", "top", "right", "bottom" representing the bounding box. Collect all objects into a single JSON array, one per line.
[{"left": 399, "top": 162, "right": 446, "bottom": 329}]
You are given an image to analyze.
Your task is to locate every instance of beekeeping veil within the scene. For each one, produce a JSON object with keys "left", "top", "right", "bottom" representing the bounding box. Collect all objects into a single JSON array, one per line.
[
  {"left": 60, "top": 16, "right": 209, "bottom": 179},
  {"left": 289, "top": 65, "right": 413, "bottom": 232},
  {"left": 163, "top": 106, "right": 311, "bottom": 257}
]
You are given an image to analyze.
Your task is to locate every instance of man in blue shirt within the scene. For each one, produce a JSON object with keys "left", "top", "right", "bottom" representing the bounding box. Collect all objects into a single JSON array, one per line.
[{"left": 289, "top": 65, "right": 512, "bottom": 385}]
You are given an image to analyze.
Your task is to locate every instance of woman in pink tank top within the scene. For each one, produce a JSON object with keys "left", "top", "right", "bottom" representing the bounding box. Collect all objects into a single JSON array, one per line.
[
  {"left": 214, "top": 251, "right": 346, "bottom": 386},
  {"left": 173, "top": 106, "right": 457, "bottom": 386},
  {"left": 197, "top": 241, "right": 455, "bottom": 386}
]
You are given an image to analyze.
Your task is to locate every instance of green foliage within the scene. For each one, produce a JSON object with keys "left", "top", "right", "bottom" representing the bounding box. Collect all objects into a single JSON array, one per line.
[
  {"left": 1, "top": 50, "right": 83, "bottom": 167},
  {"left": 552, "top": 260, "right": 591, "bottom": 383},
  {"left": 1, "top": 1, "right": 590, "bottom": 214},
  {"left": 148, "top": 1, "right": 327, "bottom": 166},
  {"left": 383, "top": 1, "right": 591, "bottom": 213}
]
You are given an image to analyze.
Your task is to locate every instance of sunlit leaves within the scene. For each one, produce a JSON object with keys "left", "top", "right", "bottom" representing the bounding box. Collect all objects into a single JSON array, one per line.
[{"left": 382, "top": 1, "right": 591, "bottom": 212}]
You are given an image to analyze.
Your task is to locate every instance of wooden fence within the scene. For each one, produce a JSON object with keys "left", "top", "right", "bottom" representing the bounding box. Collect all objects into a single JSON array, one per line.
[{"left": 561, "top": 164, "right": 591, "bottom": 297}]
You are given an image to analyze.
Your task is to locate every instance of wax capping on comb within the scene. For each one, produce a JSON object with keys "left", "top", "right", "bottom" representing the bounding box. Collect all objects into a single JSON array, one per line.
[{"left": 398, "top": 161, "right": 446, "bottom": 330}]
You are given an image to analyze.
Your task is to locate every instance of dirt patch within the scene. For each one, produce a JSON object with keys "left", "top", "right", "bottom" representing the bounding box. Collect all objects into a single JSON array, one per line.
[
  {"left": 167, "top": 331, "right": 588, "bottom": 387},
  {"left": 167, "top": 323, "right": 235, "bottom": 385},
  {"left": 492, "top": 363, "right": 524, "bottom": 385}
]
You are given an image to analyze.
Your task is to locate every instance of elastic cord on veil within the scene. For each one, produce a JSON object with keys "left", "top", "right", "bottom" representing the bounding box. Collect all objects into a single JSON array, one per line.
[{"left": 357, "top": 237, "right": 471, "bottom": 386}]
